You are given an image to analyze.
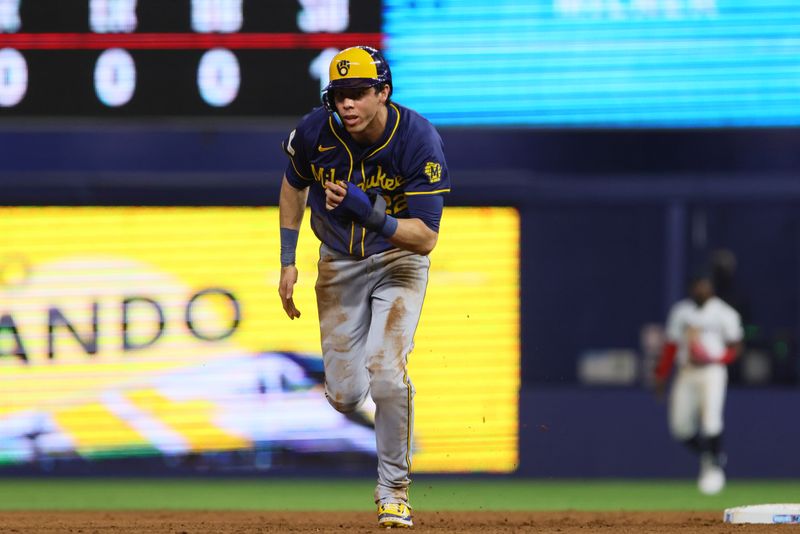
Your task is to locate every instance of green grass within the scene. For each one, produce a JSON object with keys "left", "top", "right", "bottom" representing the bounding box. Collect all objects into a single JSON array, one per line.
[{"left": 0, "top": 479, "right": 797, "bottom": 511}]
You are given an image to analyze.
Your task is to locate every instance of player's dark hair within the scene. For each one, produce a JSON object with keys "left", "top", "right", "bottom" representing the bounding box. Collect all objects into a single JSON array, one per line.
[{"left": 371, "top": 83, "right": 391, "bottom": 103}]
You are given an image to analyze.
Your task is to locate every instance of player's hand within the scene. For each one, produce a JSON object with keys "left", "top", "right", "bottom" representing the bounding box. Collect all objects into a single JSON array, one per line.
[
  {"left": 689, "top": 340, "right": 712, "bottom": 365},
  {"left": 278, "top": 265, "right": 301, "bottom": 320},
  {"left": 325, "top": 180, "right": 347, "bottom": 211},
  {"left": 326, "top": 180, "right": 377, "bottom": 224}
]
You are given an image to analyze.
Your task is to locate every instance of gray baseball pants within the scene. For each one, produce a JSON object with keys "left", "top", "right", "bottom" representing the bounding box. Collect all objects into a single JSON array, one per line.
[{"left": 315, "top": 243, "right": 430, "bottom": 505}]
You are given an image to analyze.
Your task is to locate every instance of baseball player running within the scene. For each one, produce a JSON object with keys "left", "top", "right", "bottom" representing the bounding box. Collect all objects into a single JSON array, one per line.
[
  {"left": 654, "top": 272, "right": 743, "bottom": 495},
  {"left": 277, "top": 46, "right": 450, "bottom": 528}
]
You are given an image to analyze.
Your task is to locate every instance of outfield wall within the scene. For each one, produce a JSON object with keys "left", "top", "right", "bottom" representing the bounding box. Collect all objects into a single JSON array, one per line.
[{"left": 519, "top": 387, "right": 800, "bottom": 479}]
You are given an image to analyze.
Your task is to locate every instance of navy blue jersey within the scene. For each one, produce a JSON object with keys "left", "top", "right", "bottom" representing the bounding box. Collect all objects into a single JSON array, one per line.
[{"left": 282, "top": 103, "right": 450, "bottom": 257}]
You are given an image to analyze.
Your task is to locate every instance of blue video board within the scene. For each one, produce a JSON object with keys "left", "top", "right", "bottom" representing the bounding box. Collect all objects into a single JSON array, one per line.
[{"left": 383, "top": 0, "right": 800, "bottom": 127}]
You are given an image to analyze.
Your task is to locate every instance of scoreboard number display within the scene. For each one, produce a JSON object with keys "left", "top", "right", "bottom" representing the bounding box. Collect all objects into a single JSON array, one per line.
[{"left": 0, "top": 0, "right": 381, "bottom": 116}]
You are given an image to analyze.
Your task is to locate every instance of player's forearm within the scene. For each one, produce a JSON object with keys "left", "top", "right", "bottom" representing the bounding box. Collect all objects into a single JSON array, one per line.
[
  {"left": 324, "top": 182, "right": 439, "bottom": 254},
  {"left": 654, "top": 342, "right": 677, "bottom": 380},
  {"left": 279, "top": 175, "right": 309, "bottom": 229},
  {"left": 279, "top": 175, "right": 309, "bottom": 267},
  {"left": 389, "top": 218, "right": 439, "bottom": 256},
  {"left": 720, "top": 342, "right": 743, "bottom": 364}
]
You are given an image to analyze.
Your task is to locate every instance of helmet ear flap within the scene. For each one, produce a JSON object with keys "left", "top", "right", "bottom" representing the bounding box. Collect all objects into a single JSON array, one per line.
[
  {"left": 321, "top": 88, "right": 333, "bottom": 113},
  {"left": 321, "top": 88, "right": 343, "bottom": 127}
]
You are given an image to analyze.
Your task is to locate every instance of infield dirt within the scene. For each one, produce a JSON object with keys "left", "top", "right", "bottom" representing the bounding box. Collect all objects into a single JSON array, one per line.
[{"left": 0, "top": 510, "right": 791, "bottom": 533}]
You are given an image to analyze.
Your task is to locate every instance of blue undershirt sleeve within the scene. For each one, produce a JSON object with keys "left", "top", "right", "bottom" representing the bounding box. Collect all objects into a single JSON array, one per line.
[{"left": 406, "top": 194, "right": 444, "bottom": 232}]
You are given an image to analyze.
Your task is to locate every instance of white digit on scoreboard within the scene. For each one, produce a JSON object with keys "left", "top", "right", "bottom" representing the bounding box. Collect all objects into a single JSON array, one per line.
[
  {"left": 94, "top": 48, "right": 136, "bottom": 107},
  {"left": 0, "top": 0, "right": 20, "bottom": 32},
  {"left": 297, "top": 0, "right": 349, "bottom": 33},
  {"left": 197, "top": 48, "right": 240, "bottom": 107},
  {"left": 192, "top": 0, "right": 243, "bottom": 33},
  {"left": 0, "top": 48, "right": 26, "bottom": 107},
  {"left": 89, "top": 0, "right": 138, "bottom": 33}
]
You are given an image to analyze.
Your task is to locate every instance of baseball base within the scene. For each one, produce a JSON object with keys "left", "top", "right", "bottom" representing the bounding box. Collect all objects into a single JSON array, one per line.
[{"left": 724, "top": 504, "right": 800, "bottom": 524}]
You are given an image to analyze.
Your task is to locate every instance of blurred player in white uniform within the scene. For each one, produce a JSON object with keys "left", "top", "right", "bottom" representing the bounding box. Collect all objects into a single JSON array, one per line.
[{"left": 654, "top": 273, "right": 743, "bottom": 495}]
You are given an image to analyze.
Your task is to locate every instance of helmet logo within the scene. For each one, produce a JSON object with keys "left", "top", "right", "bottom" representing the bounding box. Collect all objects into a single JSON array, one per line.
[{"left": 337, "top": 59, "right": 350, "bottom": 76}]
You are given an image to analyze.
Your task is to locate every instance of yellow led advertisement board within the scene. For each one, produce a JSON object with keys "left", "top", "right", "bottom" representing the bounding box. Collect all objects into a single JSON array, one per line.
[{"left": 0, "top": 207, "right": 518, "bottom": 472}]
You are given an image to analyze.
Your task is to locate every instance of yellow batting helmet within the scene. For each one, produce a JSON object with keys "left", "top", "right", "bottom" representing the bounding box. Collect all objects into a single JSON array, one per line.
[{"left": 322, "top": 46, "right": 392, "bottom": 113}]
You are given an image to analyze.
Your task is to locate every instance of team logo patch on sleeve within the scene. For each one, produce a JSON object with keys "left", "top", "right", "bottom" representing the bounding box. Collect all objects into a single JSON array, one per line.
[{"left": 424, "top": 162, "right": 442, "bottom": 184}]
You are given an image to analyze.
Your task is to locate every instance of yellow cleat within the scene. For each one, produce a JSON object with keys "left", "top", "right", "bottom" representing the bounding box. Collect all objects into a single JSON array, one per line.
[{"left": 377, "top": 502, "right": 413, "bottom": 528}]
